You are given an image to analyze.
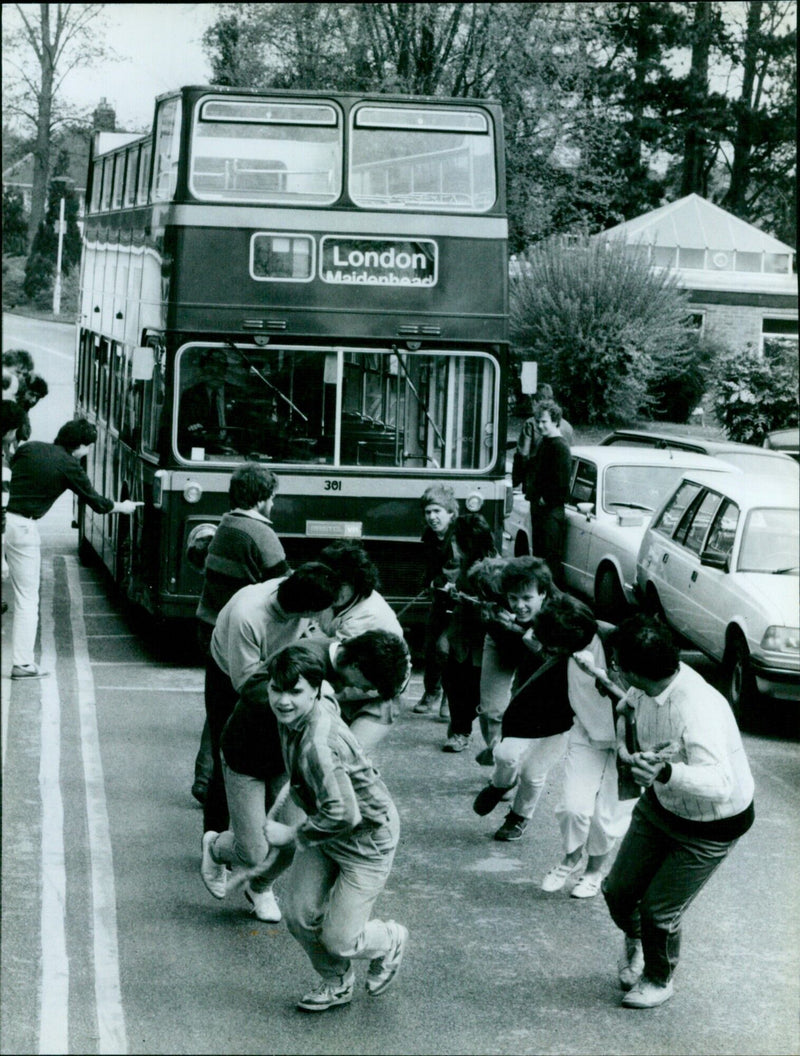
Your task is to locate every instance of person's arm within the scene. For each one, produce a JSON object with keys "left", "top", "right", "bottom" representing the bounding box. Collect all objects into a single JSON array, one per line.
[{"left": 62, "top": 457, "right": 141, "bottom": 516}]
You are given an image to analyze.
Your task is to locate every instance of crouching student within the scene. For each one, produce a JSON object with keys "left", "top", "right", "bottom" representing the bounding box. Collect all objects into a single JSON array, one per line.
[
  {"left": 264, "top": 643, "right": 409, "bottom": 1013},
  {"left": 601, "top": 616, "right": 754, "bottom": 1009},
  {"left": 539, "top": 618, "right": 636, "bottom": 898},
  {"left": 472, "top": 591, "right": 595, "bottom": 842}
]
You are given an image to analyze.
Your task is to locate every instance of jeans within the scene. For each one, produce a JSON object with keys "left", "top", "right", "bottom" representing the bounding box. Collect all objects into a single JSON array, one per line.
[
  {"left": 477, "top": 636, "right": 515, "bottom": 750},
  {"left": 5, "top": 512, "right": 41, "bottom": 668},
  {"left": 203, "top": 656, "right": 240, "bottom": 834},
  {"left": 556, "top": 726, "right": 634, "bottom": 857},
  {"left": 602, "top": 801, "right": 737, "bottom": 984},
  {"left": 284, "top": 802, "right": 400, "bottom": 981},
  {"left": 442, "top": 655, "right": 481, "bottom": 738},
  {"left": 493, "top": 733, "right": 568, "bottom": 819},
  {"left": 422, "top": 606, "right": 449, "bottom": 696},
  {"left": 530, "top": 504, "right": 566, "bottom": 587},
  {"left": 213, "top": 764, "right": 300, "bottom": 893}
]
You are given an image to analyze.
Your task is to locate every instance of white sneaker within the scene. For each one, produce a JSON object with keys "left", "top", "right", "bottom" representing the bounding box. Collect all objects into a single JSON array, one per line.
[
  {"left": 245, "top": 883, "right": 281, "bottom": 922},
  {"left": 541, "top": 860, "right": 582, "bottom": 892},
  {"left": 365, "top": 921, "right": 409, "bottom": 996},
  {"left": 570, "top": 871, "right": 603, "bottom": 899},
  {"left": 297, "top": 972, "right": 355, "bottom": 1012},
  {"left": 200, "top": 831, "right": 227, "bottom": 899}
]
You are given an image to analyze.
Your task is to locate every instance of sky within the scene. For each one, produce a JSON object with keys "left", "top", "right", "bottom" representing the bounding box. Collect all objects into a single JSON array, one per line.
[{"left": 54, "top": 4, "right": 216, "bottom": 133}]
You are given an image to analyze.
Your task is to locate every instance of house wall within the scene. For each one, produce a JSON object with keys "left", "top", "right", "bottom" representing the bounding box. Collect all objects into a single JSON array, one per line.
[{"left": 688, "top": 290, "right": 797, "bottom": 355}]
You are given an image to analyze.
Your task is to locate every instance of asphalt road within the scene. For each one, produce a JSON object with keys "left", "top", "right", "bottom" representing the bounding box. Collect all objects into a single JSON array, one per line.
[{"left": 2, "top": 314, "right": 799, "bottom": 1055}]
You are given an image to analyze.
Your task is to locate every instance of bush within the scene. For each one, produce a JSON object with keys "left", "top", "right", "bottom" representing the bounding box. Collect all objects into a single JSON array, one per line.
[
  {"left": 2, "top": 188, "right": 28, "bottom": 256},
  {"left": 510, "top": 235, "right": 695, "bottom": 425},
  {"left": 712, "top": 348, "right": 799, "bottom": 444},
  {"left": 648, "top": 332, "right": 727, "bottom": 423}
]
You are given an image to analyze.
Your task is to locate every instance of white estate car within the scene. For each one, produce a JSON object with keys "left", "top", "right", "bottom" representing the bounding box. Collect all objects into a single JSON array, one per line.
[
  {"left": 636, "top": 469, "right": 800, "bottom": 715},
  {"left": 504, "top": 445, "right": 731, "bottom": 620}
]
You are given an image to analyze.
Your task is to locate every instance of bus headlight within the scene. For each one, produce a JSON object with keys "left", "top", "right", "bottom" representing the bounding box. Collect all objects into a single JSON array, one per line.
[
  {"left": 465, "top": 490, "right": 484, "bottom": 512},
  {"left": 183, "top": 481, "right": 203, "bottom": 504},
  {"left": 186, "top": 523, "right": 216, "bottom": 571}
]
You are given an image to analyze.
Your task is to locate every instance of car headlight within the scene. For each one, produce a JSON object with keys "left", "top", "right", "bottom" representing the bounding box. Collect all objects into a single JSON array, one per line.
[
  {"left": 186, "top": 523, "right": 216, "bottom": 571},
  {"left": 465, "top": 490, "right": 484, "bottom": 512},
  {"left": 183, "top": 481, "right": 203, "bottom": 504},
  {"left": 760, "top": 626, "right": 800, "bottom": 653}
]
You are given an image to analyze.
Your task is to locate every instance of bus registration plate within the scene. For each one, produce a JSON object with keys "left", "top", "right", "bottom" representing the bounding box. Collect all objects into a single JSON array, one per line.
[{"left": 305, "top": 521, "right": 363, "bottom": 538}]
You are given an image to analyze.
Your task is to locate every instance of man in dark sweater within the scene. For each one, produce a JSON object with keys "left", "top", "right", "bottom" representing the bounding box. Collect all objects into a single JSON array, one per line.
[
  {"left": 6, "top": 418, "right": 140, "bottom": 678},
  {"left": 521, "top": 398, "right": 571, "bottom": 587}
]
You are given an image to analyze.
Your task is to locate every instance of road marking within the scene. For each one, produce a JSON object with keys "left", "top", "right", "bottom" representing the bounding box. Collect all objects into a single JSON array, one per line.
[
  {"left": 38, "top": 560, "right": 69, "bottom": 1055},
  {"left": 65, "top": 557, "right": 128, "bottom": 1055}
]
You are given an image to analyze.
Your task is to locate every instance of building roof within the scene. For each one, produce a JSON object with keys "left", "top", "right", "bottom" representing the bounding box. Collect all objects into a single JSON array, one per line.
[{"left": 602, "top": 193, "right": 794, "bottom": 255}]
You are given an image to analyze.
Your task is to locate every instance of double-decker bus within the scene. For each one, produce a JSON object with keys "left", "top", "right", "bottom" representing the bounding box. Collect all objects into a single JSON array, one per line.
[{"left": 75, "top": 85, "right": 511, "bottom": 628}]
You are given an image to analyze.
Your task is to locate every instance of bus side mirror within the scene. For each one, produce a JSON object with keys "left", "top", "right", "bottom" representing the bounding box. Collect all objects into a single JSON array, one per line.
[{"left": 132, "top": 346, "right": 155, "bottom": 381}]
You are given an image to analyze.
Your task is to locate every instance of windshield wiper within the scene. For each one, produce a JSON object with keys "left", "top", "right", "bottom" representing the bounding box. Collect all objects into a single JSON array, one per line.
[
  {"left": 608, "top": 501, "right": 652, "bottom": 512},
  {"left": 227, "top": 343, "right": 308, "bottom": 422},
  {"left": 773, "top": 566, "right": 800, "bottom": 574}
]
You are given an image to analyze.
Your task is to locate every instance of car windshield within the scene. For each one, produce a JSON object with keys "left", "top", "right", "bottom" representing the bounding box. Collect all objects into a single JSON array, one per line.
[
  {"left": 603, "top": 465, "right": 689, "bottom": 514},
  {"left": 737, "top": 507, "right": 799, "bottom": 574}
]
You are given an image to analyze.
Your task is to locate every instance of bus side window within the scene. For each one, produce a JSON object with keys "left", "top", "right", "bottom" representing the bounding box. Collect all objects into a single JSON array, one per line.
[{"left": 142, "top": 349, "right": 165, "bottom": 456}]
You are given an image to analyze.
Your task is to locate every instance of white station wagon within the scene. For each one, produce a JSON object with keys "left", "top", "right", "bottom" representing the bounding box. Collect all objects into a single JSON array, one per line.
[
  {"left": 504, "top": 445, "right": 731, "bottom": 620},
  {"left": 636, "top": 469, "right": 800, "bottom": 716}
]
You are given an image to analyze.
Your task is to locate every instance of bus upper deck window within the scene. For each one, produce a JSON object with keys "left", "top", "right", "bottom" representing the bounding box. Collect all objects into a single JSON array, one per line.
[
  {"left": 153, "top": 98, "right": 182, "bottom": 202},
  {"left": 189, "top": 97, "right": 342, "bottom": 205},
  {"left": 350, "top": 105, "right": 496, "bottom": 213}
]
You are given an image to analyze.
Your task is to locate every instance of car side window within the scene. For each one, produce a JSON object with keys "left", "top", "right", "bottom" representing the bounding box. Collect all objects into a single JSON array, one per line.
[
  {"left": 704, "top": 500, "right": 739, "bottom": 560},
  {"left": 652, "top": 481, "right": 702, "bottom": 537},
  {"left": 677, "top": 490, "right": 723, "bottom": 554},
  {"left": 569, "top": 459, "right": 597, "bottom": 506}
]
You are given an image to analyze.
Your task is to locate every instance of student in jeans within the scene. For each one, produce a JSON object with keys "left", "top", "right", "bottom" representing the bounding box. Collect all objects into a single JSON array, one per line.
[
  {"left": 263, "top": 643, "right": 408, "bottom": 1013},
  {"left": 539, "top": 620, "right": 635, "bottom": 898},
  {"left": 5, "top": 418, "right": 141, "bottom": 678},
  {"left": 472, "top": 592, "right": 595, "bottom": 842},
  {"left": 519, "top": 399, "right": 571, "bottom": 587},
  {"left": 439, "top": 512, "right": 498, "bottom": 753},
  {"left": 191, "top": 463, "right": 289, "bottom": 804},
  {"left": 602, "top": 616, "right": 754, "bottom": 1009},
  {"left": 201, "top": 630, "right": 410, "bottom": 922},
  {"left": 201, "top": 562, "right": 340, "bottom": 838},
  {"left": 414, "top": 484, "right": 460, "bottom": 719}
]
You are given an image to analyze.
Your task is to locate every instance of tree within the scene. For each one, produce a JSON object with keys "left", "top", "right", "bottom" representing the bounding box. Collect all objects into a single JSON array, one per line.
[
  {"left": 23, "top": 176, "right": 82, "bottom": 305},
  {"left": 2, "top": 187, "right": 29, "bottom": 256},
  {"left": 510, "top": 235, "right": 693, "bottom": 425},
  {"left": 2, "top": 3, "right": 108, "bottom": 247}
]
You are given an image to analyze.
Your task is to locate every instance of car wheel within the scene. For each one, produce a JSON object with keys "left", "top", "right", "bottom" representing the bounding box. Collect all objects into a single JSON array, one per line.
[
  {"left": 595, "top": 566, "right": 628, "bottom": 623},
  {"left": 725, "top": 632, "right": 757, "bottom": 721},
  {"left": 643, "top": 584, "right": 666, "bottom": 622}
]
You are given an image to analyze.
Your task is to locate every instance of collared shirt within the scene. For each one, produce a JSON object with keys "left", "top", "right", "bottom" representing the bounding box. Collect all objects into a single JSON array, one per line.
[
  {"left": 630, "top": 662, "right": 754, "bottom": 822},
  {"left": 210, "top": 578, "right": 311, "bottom": 691},
  {"left": 279, "top": 698, "right": 395, "bottom": 847},
  {"left": 8, "top": 441, "right": 115, "bottom": 520}
]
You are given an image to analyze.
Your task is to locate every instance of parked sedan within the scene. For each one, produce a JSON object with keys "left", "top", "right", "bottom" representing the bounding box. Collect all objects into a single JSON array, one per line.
[
  {"left": 504, "top": 445, "right": 731, "bottom": 620},
  {"left": 636, "top": 470, "right": 800, "bottom": 716},
  {"left": 600, "top": 428, "right": 798, "bottom": 479}
]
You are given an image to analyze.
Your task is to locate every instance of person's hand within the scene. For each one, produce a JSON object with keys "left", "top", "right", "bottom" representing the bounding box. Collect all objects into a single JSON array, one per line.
[
  {"left": 522, "top": 418, "right": 535, "bottom": 438},
  {"left": 629, "top": 751, "right": 667, "bottom": 788},
  {"left": 265, "top": 820, "right": 298, "bottom": 847},
  {"left": 116, "top": 500, "right": 144, "bottom": 515}
]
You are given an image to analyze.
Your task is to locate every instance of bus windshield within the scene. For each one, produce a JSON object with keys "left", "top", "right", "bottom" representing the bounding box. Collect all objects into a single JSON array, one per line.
[
  {"left": 175, "top": 345, "right": 498, "bottom": 471},
  {"left": 349, "top": 105, "right": 496, "bottom": 212},
  {"left": 190, "top": 98, "right": 342, "bottom": 203}
]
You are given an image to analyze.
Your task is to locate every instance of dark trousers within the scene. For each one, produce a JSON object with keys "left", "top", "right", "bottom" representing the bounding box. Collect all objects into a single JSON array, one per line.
[
  {"left": 193, "top": 621, "right": 214, "bottom": 791},
  {"left": 531, "top": 504, "right": 566, "bottom": 587},
  {"left": 202, "top": 654, "right": 240, "bottom": 834},
  {"left": 602, "top": 801, "right": 737, "bottom": 984},
  {"left": 442, "top": 655, "right": 481, "bottom": 738}
]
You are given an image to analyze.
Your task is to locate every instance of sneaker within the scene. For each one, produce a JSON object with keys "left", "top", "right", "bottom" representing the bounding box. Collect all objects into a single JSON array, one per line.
[
  {"left": 200, "top": 831, "right": 227, "bottom": 899},
  {"left": 475, "top": 747, "right": 494, "bottom": 766},
  {"left": 621, "top": 976, "right": 674, "bottom": 1009},
  {"left": 473, "top": 783, "right": 512, "bottom": 816},
  {"left": 570, "top": 871, "right": 603, "bottom": 899},
  {"left": 413, "top": 691, "right": 441, "bottom": 714},
  {"left": 11, "top": 664, "right": 50, "bottom": 680},
  {"left": 541, "top": 860, "right": 583, "bottom": 892},
  {"left": 297, "top": 972, "right": 355, "bottom": 1012},
  {"left": 618, "top": 936, "right": 644, "bottom": 991},
  {"left": 442, "top": 733, "right": 470, "bottom": 752},
  {"left": 437, "top": 698, "right": 450, "bottom": 723},
  {"left": 365, "top": 921, "right": 408, "bottom": 996},
  {"left": 494, "top": 812, "right": 527, "bottom": 841},
  {"left": 244, "top": 883, "right": 281, "bottom": 922}
]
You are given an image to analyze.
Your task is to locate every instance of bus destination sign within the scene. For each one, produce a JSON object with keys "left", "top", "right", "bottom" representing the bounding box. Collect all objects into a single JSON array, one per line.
[{"left": 320, "top": 237, "right": 437, "bottom": 287}]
